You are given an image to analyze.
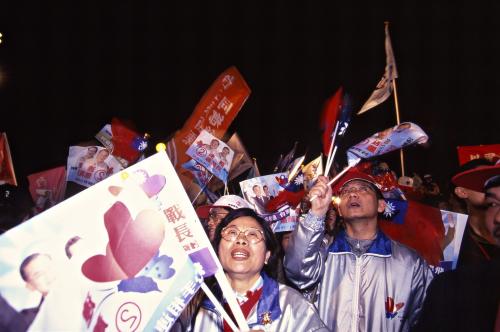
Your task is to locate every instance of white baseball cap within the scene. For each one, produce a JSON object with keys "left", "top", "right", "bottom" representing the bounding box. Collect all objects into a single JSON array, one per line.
[{"left": 196, "top": 195, "right": 253, "bottom": 219}]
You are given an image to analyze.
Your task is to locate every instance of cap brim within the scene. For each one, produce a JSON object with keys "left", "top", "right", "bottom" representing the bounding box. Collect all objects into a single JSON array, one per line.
[
  {"left": 195, "top": 205, "right": 228, "bottom": 219},
  {"left": 451, "top": 164, "right": 500, "bottom": 192},
  {"left": 331, "top": 169, "right": 381, "bottom": 196}
]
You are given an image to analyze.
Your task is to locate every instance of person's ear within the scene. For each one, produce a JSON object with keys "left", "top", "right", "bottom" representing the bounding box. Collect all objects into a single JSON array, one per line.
[
  {"left": 454, "top": 187, "right": 468, "bottom": 199},
  {"left": 377, "top": 199, "right": 386, "bottom": 213}
]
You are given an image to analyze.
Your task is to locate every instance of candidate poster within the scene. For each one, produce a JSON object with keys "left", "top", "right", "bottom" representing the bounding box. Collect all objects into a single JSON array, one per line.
[{"left": 0, "top": 152, "right": 204, "bottom": 331}]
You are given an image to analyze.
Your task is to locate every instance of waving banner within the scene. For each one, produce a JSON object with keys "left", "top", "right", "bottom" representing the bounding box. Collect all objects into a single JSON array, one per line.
[
  {"left": 166, "top": 66, "right": 250, "bottom": 169},
  {"left": 186, "top": 130, "right": 234, "bottom": 183},
  {"left": 347, "top": 122, "right": 428, "bottom": 165}
]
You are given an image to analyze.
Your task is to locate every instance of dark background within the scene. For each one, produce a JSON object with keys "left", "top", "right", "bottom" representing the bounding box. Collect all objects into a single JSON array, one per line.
[{"left": 0, "top": 1, "right": 499, "bottom": 198}]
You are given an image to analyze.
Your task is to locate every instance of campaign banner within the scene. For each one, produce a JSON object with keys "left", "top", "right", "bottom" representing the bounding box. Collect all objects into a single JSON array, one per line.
[
  {"left": 270, "top": 207, "right": 298, "bottom": 233},
  {"left": 186, "top": 130, "right": 234, "bottom": 183},
  {"left": 27, "top": 166, "right": 67, "bottom": 214},
  {"left": 430, "top": 210, "right": 468, "bottom": 275},
  {"left": 1, "top": 152, "right": 205, "bottom": 331},
  {"left": 67, "top": 146, "right": 124, "bottom": 187},
  {"left": 0, "top": 132, "right": 17, "bottom": 186},
  {"left": 347, "top": 122, "right": 428, "bottom": 165},
  {"left": 95, "top": 124, "right": 132, "bottom": 168},
  {"left": 239, "top": 173, "right": 298, "bottom": 232},
  {"left": 166, "top": 66, "right": 250, "bottom": 169},
  {"left": 457, "top": 143, "right": 500, "bottom": 166}
]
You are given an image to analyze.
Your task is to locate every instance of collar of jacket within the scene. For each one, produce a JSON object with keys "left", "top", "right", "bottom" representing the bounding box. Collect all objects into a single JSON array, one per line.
[
  {"left": 202, "top": 272, "right": 282, "bottom": 326},
  {"left": 328, "top": 229, "right": 392, "bottom": 257}
]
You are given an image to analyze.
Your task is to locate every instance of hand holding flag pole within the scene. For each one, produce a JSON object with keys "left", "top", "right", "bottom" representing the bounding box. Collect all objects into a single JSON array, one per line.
[{"left": 311, "top": 159, "right": 360, "bottom": 202}]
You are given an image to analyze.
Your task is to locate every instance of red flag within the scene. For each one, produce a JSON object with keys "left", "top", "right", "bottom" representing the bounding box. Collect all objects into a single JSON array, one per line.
[
  {"left": 379, "top": 200, "right": 445, "bottom": 266},
  {"left": 266, "top": 169, "right": 305, "bottom": 212},
  {"left": 0, "top": 133, "right": 17, "bottom": 186},
  {"left": 457, "top": 143, "right": 500, "bottom": 166},
  {"left": 319, "top": 87, "right": 343, "bottom": 156},
  {"left": 110, "top": 118, "right": 147, "bottom": 165},
  {"left": 166, "top": 66, "right": 251, "bottom": 169},
  {"left": 27, "top": 166, "right": 67, "bottom": 214},
  {"left": 164, "top": 66, "right": 251, "bottom": 201}
]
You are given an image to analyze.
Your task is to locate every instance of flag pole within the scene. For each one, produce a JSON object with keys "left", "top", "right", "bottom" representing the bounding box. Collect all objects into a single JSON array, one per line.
[
  {"left": 191, "top": 174, "right": 214, "bottom": 205},
  {"left": 386, "top": 20, "right": 405, "bottom": 178},
  {"left": 392, "top": 79, "right": 405, "bottom": 177},
  {"left": 324, "top": 121, "right": 339, "bottom": 176},
  {"left": 310, "top": 164, "right": 354, "bottom": 202},
  {"left": 201, "top": 282, "right": 239, "bottom": 332}
]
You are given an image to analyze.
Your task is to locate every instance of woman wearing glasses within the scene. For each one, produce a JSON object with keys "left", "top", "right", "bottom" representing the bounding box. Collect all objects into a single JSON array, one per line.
[{"left": 191, "top": 208, "right": 328, "bottom": 331}]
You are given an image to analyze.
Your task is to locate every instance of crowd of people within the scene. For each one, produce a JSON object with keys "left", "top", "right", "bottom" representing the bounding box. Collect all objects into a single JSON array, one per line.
[
  {"left": 171, "top": 157, "right": 500, "bottom": 331},
  {"left": 1, "top": 148, "right": 499, "bottom": 331}
]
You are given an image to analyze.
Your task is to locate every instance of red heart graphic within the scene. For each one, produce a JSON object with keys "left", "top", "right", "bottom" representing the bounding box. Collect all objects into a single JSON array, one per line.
[
  {"left": 82, "top": 245, "right": 128, "bottom": 282},
  {"left": 395, "top": 303, "right": 404, "bottom": 311},
  {"left": 82, "top": 202, "right": 165, "bottom": 282},
  {"left": 108, "top": 186, "right": 123, "bottom": 196}
]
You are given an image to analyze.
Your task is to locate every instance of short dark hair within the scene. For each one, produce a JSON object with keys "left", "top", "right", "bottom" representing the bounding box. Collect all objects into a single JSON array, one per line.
[
  {"left": 213, "top": 208, "right": 279, "bottom": 279},
  {"left": 65, "top": 236, "right": 82, "bottom": 259},
  {"left": 19, "top": 253, "right": 50, "bottom": 281}
]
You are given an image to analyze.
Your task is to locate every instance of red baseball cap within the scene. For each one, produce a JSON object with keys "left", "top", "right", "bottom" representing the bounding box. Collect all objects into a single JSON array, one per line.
[
  {"left": 331, "top": 168, "right": 383, "bottom": 197},
  {"left": 451, "top": 164, "right": 500, "bottom": 192}
]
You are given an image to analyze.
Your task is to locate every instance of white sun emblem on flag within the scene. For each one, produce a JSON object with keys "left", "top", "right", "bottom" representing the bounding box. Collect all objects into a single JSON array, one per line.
[
  {"left": 137, "top": 141, "right": 148, "bottom": 151},
  {"left": 383, "top": 201, "right": 396, "bottom": 218},
  {"left": 294, "top": 174, "right": 304, "bottom": 186}
]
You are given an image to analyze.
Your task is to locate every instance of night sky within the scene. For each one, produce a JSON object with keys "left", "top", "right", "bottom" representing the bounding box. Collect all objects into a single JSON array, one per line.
[{"left": 0, "top": 1, "right": 499, "bottom": 197}]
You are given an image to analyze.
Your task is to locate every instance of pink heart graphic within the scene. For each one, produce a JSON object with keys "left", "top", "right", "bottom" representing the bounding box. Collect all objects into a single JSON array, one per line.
[
  {"left": 82, "top": 202, "right": 165, "bottom": 282},
  {"left": 141, "top": 174, "right": 166, "bottom": 198},
  {"left": 108, "top": 186, "right": 123, "bottom": 196}
]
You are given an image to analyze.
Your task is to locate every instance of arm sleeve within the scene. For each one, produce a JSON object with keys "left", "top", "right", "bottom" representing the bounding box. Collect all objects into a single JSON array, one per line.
[
  {"left": 405, "top": 256, "right": 434, "bottom": 329},
  {"left": 283, "top": 212, "right": 328, "bottom": 290}
]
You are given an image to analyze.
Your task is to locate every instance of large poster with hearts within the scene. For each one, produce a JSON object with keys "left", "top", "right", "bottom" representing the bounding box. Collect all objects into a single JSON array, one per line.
[{"left": 0, "top": 152, "right": 204, "bottom": 331}]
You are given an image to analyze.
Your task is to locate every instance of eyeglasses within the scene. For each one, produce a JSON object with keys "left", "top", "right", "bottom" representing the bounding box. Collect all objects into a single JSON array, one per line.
[
  {"left": 221, "top": 225, "right": 265, "bottom": 244},
  {"left": 339, "top": 185, "right": 374, "bottom": 197},
  {"left": 208, "top": 210, "right": 228, "bottom": 220}
]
